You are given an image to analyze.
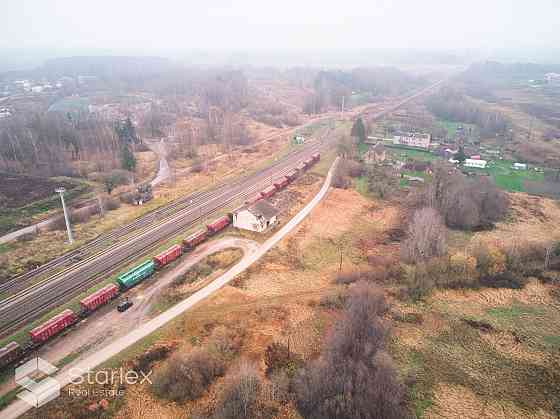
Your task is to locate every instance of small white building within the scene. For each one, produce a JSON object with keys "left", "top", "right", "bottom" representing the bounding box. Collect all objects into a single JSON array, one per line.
[
  {"left": 393, "top": 132, "right": 431, "bottom": 149},
  {"left": 464, "top": 159, "right": 487, "bottom": 169},
  {"left": 512, "top": 162, "right": 527, "bottom": 170},
  {"left": 233, "top": 201, "right": 279, "bottom": 233}
]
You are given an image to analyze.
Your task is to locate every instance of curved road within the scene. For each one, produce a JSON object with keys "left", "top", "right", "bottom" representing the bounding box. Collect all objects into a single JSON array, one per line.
[{"left": 2, "top": 157, "right": 339, "bottom": 419}]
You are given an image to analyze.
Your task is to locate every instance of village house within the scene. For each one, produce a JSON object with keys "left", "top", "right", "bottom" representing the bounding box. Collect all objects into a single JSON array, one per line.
[
  {"left": 364, "top": 142, "right": 386, "bottom": 164},
  {"left": 233, "top": 200, "right": 279, "bottom": 233},
  {"left": 393, "top": 132, "right": 431, "bottom": 149}
]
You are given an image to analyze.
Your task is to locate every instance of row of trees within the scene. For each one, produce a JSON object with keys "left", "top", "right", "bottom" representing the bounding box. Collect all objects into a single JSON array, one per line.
[
  {"left": 0, "top": 112, "right": 122, "bottom": 176},
  {"left": 304, "top": 67, "right": 424, "bottom": 114},
  {"left": 426, "top": 87, "right": 510, "bottom": 138}
]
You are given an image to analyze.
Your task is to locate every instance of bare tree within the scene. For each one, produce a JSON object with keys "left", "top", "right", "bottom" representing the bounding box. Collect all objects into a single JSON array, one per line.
[{"left": 401, "top": 207, "right": 447, "bottom": 263}]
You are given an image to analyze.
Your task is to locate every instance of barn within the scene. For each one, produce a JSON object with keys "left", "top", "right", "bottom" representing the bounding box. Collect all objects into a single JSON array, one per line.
[{"left": 233, "top": 201, "right": 279, "bottom": 233}]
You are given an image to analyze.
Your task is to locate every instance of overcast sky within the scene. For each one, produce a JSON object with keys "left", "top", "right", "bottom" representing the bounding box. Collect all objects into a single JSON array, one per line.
[{"left": 2, "top": 0, "right": 559, "bottom": 51}]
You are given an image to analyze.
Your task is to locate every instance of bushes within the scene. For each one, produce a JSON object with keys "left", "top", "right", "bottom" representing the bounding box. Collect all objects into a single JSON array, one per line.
[
  {"left": 152, "top": 349, "right": 226, "bottom": 402},
  {"left": 419, "top": 163, "right": 510, "bottom": 230},
  {"left": 401, "top": 208, "right": 447, "bottom": 263},
  {"left": 293, "top": 282, "right": 406, "bottom": 419},
  {"left": 212, "top": 362, "right": 274, "bottom": 419}
]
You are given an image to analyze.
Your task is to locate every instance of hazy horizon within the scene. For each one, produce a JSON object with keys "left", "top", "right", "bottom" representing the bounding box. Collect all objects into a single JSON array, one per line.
[{"left": 3, "top": 1, "right": 559, "bottom": 50}]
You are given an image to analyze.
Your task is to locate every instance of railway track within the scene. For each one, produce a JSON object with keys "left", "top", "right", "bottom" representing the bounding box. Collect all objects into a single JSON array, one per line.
[
  {"left": 0, "top": 80, "right": 444, "bottom": 338},
  {"left": 0, "top": 138, "right": 330, "bottom": 336},
  {"left": 0, "top": 135, "right": 326, "bottom": 296}
]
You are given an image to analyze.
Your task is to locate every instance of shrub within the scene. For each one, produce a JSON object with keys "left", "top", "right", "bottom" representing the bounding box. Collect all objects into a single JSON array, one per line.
[
  {"left": 102, "top": 196, "right": 120, "bottom": 211},
  {"left": 293, "top": 282, "right": 406, "bottom": 419},
  {"left": 151, "top": 349, "right": 225, "bottom": 402},
  {"left": 264, "top": 342, "right": 291, "bottom": 376},
  {"left": 212, "top": 362, "right": 274, "bottom": 419},
  {"left": 318, "top": 291, "right": 347, "bottom": 309},
  {"left": 208, "top": 325, "right": 244, "bottom": 358}
]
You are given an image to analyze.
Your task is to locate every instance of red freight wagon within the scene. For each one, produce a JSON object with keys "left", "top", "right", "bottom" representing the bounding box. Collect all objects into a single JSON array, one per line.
[
  {"left": 285, "top": 170, "right": 298, "bottom": 181},
  {"left": 274, "top": 177, "right": 290, "bottom": 190},
  {"left": 183, "top": 229, "right": 207, "bottom": 250},
  {"left": 153, "top": 244, "right": 183, "bottom": 268},
  {"left": 206, "top": 216, "right": 231, "bottom": 235},
  {"left": 312, "top": 152, "right": 321, "bottom": 162},
  {"left": 259, "top": 185, "right": 277, "bottom": 199},
  {"left": 303, "top": 158, "right": 314, "bottom": 168},
  {"left": 80, "top": 284, "right": 119, "bottom": 312},
  {"left": 0, "top": 342, "right": 23, "bottom": 369},
  {"left": 29, "top": 309, "right": 77, "bottom": 344},
  {"left": 245, "top": 194, "right": 262, "bottom": 206}
]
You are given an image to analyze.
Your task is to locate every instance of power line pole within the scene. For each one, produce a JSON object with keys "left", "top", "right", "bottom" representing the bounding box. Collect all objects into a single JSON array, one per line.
[
  {"left": 341, "top": 95, "right": 345, "bottom": 119},
  {"left": 55, "top": 187, "right": 73, "bottom": 244}
]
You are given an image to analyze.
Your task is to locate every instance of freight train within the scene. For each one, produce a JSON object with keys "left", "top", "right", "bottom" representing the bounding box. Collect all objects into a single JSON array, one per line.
[{"left": 0, "top": 153, "right": 320, "bottom": 371}]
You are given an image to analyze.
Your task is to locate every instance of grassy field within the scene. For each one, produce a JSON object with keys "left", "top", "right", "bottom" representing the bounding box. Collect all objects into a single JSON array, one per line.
[
  {"left": 463, "top": 159, "right": 544, "bottom": 192},
  {"left": 386, "top": 145, "right": 437, "bottom": 162},
  {"left": 436, "top": 119, "right": 477, "bottom": 139}
]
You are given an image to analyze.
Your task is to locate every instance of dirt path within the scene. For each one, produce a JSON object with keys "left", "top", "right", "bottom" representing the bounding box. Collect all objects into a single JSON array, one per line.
[{"left": 1, "top": 157, "right": 339, "bottom": 419}]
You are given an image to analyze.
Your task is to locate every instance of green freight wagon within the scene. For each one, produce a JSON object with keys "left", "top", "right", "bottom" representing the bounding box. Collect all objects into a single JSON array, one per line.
[{"left": 116, "top": 260, "right": 155, "bottom": 290}]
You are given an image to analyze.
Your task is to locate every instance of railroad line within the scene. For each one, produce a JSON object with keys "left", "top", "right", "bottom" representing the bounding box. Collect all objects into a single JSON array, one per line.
[{"left": 0, "top": 140, "right": 329, "bottom": 336}]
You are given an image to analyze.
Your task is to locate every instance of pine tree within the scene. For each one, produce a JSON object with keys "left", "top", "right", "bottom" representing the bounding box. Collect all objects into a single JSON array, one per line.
[{"left": 121, "top": 144, "right": 136, "bottom": 171}]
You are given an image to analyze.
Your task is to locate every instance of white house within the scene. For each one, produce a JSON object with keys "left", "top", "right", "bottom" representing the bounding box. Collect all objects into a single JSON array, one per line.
[
  {"left": 233, "top": 201, "right": 279, "bottom": 233},
  {"left": 512, "top": 162, "right": 527, "bottom": 170},
  {"left": 464, "top": 159, "right": 487, "bottom": 169},
  {"left": 393, "top": 133, "right": 431, "bottom": 149}
]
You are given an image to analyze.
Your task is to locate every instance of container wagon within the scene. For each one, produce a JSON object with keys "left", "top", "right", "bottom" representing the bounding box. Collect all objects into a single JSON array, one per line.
[
  {"left": 285, "top": 170, "right": 298, "bottom": 182},
  {"left": 183, "top": 229, "right": 208, "bottom": 250},
  {"left": 29, "top": 309, "right": 78, "bottom": 344},
  {"left": 80, "top": 284, "right": 119, "bottom": 313},
  {"left": 116, "top": 260, "right": 156, "bottom": 290},
  {"left": 274, "top": 177, "right": 290, "bottom": 190},
  {"left": 296, "top": 163, "right": 306, "bottom": 172},
  {"left": 259, "top": 185, "right": 277, "bottom": 199},
  {"left": 153, "top": 244, "right": 183, "bottom": 268},
  {"left": 0, "top": 342, "right": 23, "bottom": 369},
  {"left": 303, "top": 158, "right": 314, "bottom": 168},
  {"left": 206, "top": 215, "right": 231, "bottom": 236}
]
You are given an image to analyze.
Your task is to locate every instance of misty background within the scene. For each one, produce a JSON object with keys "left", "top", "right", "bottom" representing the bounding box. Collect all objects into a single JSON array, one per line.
[{"left": 1, "top": 0, "right": 560, "bottom": 72}]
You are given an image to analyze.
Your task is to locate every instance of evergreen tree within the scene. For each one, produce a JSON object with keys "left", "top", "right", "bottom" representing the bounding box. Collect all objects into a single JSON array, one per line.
[
  {"left": 351, "top": 117, "right": 367, "bottom": 143},
  {"left": 121, "top": 144, "right": 136, "bottom": 171}
]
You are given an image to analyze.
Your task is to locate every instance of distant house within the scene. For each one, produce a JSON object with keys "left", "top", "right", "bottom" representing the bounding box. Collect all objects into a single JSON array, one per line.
[
  {"left": 392, "top": 132, "right": 431, "bottom": 149},
  {"left": 512, "top": 162, "right": 527, "bottom": 170},
  {"left": 464, "top": 159, "right": 487, "bottom": 169},
  {"left": 233, "top": 200, "right": 279, "bottom": 233}
]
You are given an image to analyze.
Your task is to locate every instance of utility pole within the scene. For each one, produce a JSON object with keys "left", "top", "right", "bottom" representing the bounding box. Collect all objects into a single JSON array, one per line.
[
  {"left": 55, "top": 187, "right": 73, "bottom": 244},
  {"left": 341, "top": 95, "right": 345, "bottom": 119}
]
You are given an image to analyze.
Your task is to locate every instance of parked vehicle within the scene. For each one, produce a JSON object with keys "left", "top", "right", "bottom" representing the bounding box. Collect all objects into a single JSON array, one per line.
[
  {"left": 79, "top": 284, "right": 119, "bottom": 313},
  {"left": 29, "top": 309, "right": 78, "bottom": 344},
  {"left": 312, "top": 152, "right": 321, "bottom": 162},
  {"left": 183, "top": 229, "right": 208, "bottom": 250},
  {"left": 153, "top": 244, "right": 183, "bottom": 268},
  {"left": 206, "top": 215, "right": 231, "bottom": 236},
  {"left": 117, "top": 298, "right": 133, "bottom": 312}
]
